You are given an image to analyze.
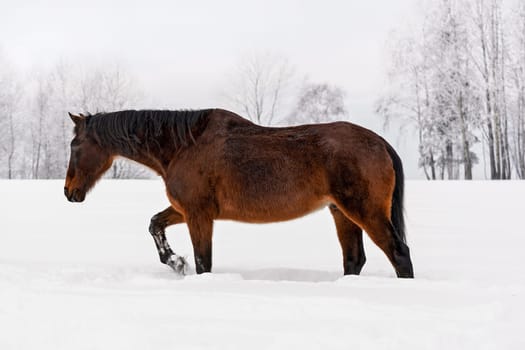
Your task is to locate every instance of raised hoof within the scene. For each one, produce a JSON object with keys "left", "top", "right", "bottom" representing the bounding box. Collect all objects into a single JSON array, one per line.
[{"left": 166, "top": 255, "right": 189, "bottom": 275}]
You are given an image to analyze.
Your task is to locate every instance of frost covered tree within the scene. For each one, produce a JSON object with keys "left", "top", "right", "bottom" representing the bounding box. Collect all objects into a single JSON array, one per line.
[
  {"left": 227, "top": 52, "right": 296, "bottom": 125},
  {"left": 507, "top": 0, "right": 525, "bottom": 178},
  {"left": 379, "top": 0, "right": 479, "bottom": 179},
  {"left": 429, "top": 0, "right": 480, "bottom": 180},
  {"left": 376, "top": 33, "right": 437, "bottom": 178},
  {"left": 470, "top": 0, "right": 511, "bottom": 179},
  {"left": 287, "top": 83, "right": 348, "bottom": 124},
  {"left": 377, "top": 0, "right": 525, "bottom": 180}
]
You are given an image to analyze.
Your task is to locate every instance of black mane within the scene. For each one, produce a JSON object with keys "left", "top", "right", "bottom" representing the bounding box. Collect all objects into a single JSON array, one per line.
[{"left": 85, "top": 109, "right": 213, "bottom": 155}]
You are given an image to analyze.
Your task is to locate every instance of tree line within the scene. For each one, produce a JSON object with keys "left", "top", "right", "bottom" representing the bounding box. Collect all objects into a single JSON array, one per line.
[
  {"left": 0, "top": 52, "right": 348, "bottom": 179},
  {"left": 0, "top": 61, "right": 152, "bottom": 179},
  {"left": 378, "top": 0, "right": 525, "bottom": 179}
]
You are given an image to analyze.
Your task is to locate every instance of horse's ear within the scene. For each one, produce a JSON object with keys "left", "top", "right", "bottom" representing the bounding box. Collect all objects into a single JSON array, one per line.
[{"left": 68, "top": 112, "right": 86, "bottom": 125}]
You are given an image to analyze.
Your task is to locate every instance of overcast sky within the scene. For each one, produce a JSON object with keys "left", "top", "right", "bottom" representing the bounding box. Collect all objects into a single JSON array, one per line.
[{"left": 0, "top": 0, "right": 424, "bottom": 177}]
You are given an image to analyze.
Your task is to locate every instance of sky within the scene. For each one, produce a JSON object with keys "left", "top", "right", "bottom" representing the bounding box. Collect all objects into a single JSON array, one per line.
[{"left": 0, "top": 0, "right": 425, "bottom": 177}]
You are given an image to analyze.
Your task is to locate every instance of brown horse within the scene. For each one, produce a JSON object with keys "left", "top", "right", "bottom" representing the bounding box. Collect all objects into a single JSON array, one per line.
[{"left": 64, "top": 109, "right": 414, "bottom": 278}]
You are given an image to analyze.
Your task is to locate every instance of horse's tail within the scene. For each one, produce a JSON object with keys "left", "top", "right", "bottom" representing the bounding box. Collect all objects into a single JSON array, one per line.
[{"left": 384, "top": 140, "right": 406, "bottom": 243}]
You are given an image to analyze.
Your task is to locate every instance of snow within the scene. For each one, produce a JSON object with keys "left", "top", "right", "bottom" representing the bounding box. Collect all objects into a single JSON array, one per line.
[{"left": 0, "top": 180, "right": 523, "bottom": 349}]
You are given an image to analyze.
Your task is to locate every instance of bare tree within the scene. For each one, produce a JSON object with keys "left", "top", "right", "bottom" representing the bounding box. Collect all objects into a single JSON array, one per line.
[
  {"left": 288, "top": 83, "right": 348, "bottom": 124},
  {"left": 377, "top": 32, "right": 439, "bottom": 179},
  {"left": 52, "top": 62, "right": 77, "bottom": 172},
  {"left": 30, "top": 64, "right": 78, "bottom": 179},
  {"left": 77, "top": 64, "right": 142, "bottom": 113},
  {"left": 227, "top": 52, "right": 296, "bottom": 125},
  {"left": 31, "top": 75, "right": 52, "bottom": 179},
  {"left": 23, "top": 62, "right": 148, "bottom": 179},
  {"left": 76, "top": 64, "right": 149, "bottom": 179},
  {"left": 0, "top": 60, "right": 21, "bottom": 179}
]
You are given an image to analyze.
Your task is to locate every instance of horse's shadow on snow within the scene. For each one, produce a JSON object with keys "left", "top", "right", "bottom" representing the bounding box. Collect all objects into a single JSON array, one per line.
[{"left": 218, "top": 267, "right": 341, "bottom": 283}]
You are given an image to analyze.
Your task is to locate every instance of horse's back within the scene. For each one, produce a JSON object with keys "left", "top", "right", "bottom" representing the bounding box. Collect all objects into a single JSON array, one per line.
[{"left": 165, "top": 110, "right": 395, "bottom": 223}]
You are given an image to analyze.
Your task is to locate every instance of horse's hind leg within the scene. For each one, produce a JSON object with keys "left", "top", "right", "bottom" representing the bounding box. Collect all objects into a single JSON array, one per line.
[
  {"left": 361, "top": 217, "right": 413, "bottom": 278},
  {"left": 329, "top": 204, "right": 366, "bottom": 275},
  {"left": 149, "top": 206, "right": 188, "bottom": 274},
  {"left": 365, "top": 217, "right": 414, "bottom": 278},
  {"left": 335, "top": 200, "right": 413, "bottom": 278}
]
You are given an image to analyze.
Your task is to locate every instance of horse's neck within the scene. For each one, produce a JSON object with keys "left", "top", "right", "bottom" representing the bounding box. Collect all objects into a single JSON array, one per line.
[
  {"left": 107, "top": 121, "right": 194, "bottom": 179},
  {"left": 116, "top": 146, "right": 168, "bottom": 179}
]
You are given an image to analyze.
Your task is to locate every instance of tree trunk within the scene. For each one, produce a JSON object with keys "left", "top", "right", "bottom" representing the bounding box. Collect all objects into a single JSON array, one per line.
[
  {"left": 446, "top": 141, "right": 454, "bottom": 180},
  {"left": 430, "top": 150, "right": 436, "bottom": 180},
  {"left": 7, "top": 111, "right": 15, "bottom": 179}
]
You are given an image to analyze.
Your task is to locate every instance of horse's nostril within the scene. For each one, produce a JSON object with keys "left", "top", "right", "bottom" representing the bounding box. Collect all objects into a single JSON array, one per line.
[
  {"left": 64, "top": 187, "right": 80, "bottom": 202},
  {"left": 71, "top": 188, "right": 78, "bottom": 201}
]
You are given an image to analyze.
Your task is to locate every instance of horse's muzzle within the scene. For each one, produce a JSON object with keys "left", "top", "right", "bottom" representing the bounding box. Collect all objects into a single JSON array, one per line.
[{"left": 64, "top": 187, "right": 85, "bottom": 203}]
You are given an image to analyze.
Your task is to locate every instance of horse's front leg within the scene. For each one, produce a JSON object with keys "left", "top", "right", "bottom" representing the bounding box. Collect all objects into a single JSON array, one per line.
[
  {"left": 186, "top": 214, "right": 214, "bottom": 274},
  {"left": 149, "top": 206, "right": 188, "bottom": 274}
]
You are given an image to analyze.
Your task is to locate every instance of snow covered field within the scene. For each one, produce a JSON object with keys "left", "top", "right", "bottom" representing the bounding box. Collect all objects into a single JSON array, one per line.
[{"left": 0, "top": 180, "right": 523, "bottom": 349}]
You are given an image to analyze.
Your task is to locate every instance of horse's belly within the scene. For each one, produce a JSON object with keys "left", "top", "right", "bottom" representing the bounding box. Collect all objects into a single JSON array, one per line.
[
  {"left": 216, "top": 160, "right": 331, "bottom": 222},
  {"left": 217, "top": 194, "right": 331, "bottom": 223}
]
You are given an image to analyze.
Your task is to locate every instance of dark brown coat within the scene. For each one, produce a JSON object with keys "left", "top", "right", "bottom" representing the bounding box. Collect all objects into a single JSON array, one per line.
[{"left": 65, "top": 109, "right": 413, "bottom": 277}]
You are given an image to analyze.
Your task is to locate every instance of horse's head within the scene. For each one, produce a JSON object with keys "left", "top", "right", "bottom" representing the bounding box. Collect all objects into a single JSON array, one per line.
[{"left": 64, "top": 113, "right": 114, "bottom": 202}]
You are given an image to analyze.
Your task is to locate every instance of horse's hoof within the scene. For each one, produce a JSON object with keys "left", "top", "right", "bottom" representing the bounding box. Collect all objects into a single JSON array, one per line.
[{"left": 167, "top": 255, "right": 188, "bottom": 275}]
